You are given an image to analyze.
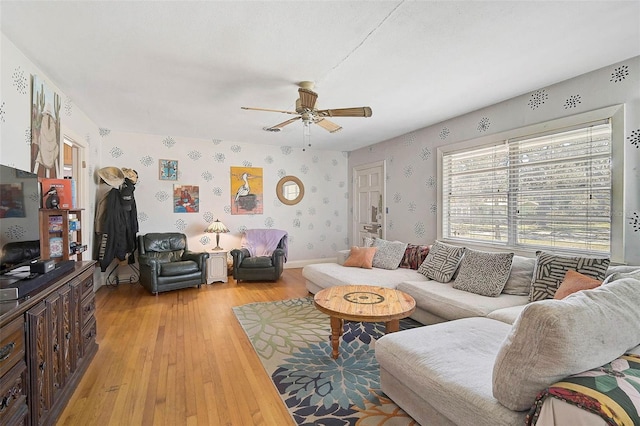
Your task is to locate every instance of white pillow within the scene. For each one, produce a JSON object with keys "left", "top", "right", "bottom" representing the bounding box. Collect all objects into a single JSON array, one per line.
[{"left": 502, "top": 256, "right": 536, "bottom": 295}]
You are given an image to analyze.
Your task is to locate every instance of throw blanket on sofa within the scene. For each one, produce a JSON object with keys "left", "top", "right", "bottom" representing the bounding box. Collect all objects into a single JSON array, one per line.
[
  {"left": 241, "top": 229, "right": 288, "bottom": 261},
  {"left": 526, "top": 353, "right": 640, "bottom": 426}
]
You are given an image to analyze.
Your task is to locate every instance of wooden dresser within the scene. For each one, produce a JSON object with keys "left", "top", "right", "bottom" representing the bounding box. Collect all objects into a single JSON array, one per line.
[{"left": 0, "top": 261, "right": 97, "bottom": 426}]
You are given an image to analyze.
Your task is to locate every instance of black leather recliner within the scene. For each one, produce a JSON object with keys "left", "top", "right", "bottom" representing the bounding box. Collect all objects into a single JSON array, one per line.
[
  {"left": 230, "top": 236, "right": 286, "bottom": 282},
  {"left": 137, "top": 233, "right": 209, "bottom": 294}
]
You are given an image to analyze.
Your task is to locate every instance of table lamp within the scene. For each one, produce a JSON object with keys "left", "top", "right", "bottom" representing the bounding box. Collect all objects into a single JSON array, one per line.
[{"left": 205, "top": 219, "right": 229, "bottom": 250}]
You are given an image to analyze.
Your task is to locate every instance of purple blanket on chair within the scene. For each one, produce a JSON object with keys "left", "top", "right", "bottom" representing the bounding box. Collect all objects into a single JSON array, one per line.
[{"left": 241, "top": 229, "right": 288, "bottom": 261}]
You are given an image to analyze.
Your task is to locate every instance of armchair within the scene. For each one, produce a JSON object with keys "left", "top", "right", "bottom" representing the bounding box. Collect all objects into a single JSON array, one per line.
[
  {"left": 137, "top": 232, "right": 209, "bottom": 294},
  {"left": 230, "top": 229, "right": 287, "bottom": 282}
]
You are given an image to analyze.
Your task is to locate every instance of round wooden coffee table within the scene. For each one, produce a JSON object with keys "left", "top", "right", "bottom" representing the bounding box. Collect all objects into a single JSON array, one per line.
[{"left": 313, "top": 285, "right": 416, "bottom": 359}]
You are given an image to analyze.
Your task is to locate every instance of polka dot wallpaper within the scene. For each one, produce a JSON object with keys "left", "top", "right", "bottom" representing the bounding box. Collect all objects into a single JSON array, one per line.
[{"left": 349, "top": 56, "right": 640, "bottom": 265}]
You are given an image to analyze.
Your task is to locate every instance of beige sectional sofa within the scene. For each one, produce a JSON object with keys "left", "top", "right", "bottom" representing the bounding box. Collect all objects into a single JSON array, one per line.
[
  {"left": 301, "top": 245, "right": 640, "bottom": 426},
  {"left": 303, "top": 249, "right": 534, "bottom": 325}
]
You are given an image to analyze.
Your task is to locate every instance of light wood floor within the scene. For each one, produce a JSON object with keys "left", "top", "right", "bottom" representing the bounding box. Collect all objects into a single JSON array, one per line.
[{"left": 56, "top": 269, "right": 310, "bottom": 426}]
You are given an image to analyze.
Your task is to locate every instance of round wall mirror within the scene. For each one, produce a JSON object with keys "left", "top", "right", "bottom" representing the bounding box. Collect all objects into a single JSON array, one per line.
[{"left": 276, "top": 176, "right": 305, "bottom": 205}]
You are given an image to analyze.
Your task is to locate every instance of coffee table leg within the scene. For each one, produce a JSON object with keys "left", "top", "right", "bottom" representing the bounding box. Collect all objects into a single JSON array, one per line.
[
  {"left": 330, "top": 316, "right": 343, "bottom": 359},
  {"left": 385, "top": 319, "right": 400, "bottom": 333}
]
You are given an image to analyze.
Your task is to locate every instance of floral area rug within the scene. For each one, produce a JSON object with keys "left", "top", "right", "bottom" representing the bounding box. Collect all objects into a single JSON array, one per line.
[{"left": 232, "top": 297, "right": 421, "bottom": 425}]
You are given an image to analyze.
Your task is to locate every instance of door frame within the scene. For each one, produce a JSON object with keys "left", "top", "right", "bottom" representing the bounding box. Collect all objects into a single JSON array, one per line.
[{"left": 352, "top": 160, "right": 386, "bottom": 245}]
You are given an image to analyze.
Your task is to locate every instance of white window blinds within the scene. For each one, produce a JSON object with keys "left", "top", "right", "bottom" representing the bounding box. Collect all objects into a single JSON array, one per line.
[{"left": 442, "top": 120, "right": 611, "bottom": 255}]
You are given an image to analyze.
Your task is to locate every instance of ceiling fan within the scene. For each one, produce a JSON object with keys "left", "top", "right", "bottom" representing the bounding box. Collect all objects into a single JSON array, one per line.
[{"left": 241, "top": 81, "right": 372, "bottom": 133}]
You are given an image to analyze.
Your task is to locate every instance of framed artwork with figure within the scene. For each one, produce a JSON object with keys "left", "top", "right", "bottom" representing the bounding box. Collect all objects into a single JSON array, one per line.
[
  {"left": 159, "top": 159, "right": 178, "bottom": 181},
  {"left": 31, "top": 75, "right": 62, "bottom": 179},
  {"left": 173, "top": 184, "right": 199, "bottom": 213},
  {"left": 230, "top": 166, "right": 263, "bottom": 215}
]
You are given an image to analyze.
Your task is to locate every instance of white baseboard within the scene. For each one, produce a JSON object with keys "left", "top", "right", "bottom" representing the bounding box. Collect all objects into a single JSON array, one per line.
[{"left": 284, "top": 258, "right": 337, "bottom": 269}]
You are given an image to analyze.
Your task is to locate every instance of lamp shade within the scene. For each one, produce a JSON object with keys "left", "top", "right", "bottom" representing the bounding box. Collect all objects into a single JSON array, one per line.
[
  {"left": 204, "top": 219, "right": 229, "bottom": 250},
  {"left": 205, "top": 219, "right": 229, "bottom": 234}
]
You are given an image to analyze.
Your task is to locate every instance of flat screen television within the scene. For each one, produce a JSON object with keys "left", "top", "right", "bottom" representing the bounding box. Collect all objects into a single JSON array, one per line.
[{"left": 0, "top": 163, "right": 41, "bottom": 275}]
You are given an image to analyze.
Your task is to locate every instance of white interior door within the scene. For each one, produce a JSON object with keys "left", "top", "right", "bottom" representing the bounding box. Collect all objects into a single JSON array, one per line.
[{"left": 353, "top": 161, "right": 385, "bottom": 246}]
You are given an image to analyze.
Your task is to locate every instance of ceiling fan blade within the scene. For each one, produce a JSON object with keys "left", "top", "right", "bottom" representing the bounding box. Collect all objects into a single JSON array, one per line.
[
  {"left": 241, "top": 106, "right": 299, "bottom": 115},
  {"left": 298, "top": 88, "right": 318, "bottom": 110},
  {"left": 266, "top": 116, "right": 301, "bottom": 131},
  {"left": 317, "top": 107, "right": 372, "bottom": 118},
  {"left": 314, "top": 118, "right": 342, "bottom": 133}
]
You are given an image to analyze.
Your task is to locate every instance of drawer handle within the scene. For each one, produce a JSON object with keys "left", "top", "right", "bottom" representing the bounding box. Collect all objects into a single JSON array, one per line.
[
  {"left": 0, "top": 395, "right": 12, "bottom": 412},
  {"left": 0, "top": 342, "right": 15, "bottom": 361}
]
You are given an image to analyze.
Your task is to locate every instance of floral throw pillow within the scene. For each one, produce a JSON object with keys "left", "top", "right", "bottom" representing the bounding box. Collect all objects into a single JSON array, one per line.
[
  {"left": 399, "top": 244, "right": 431, "bottom": 270},
  {"left": 453, "top": 249, "right": 514, "bottom": 297},
  {"left": 417, "top": 241, "right": 465, "bottom": 283},
  {"left": 371, "top": 239, "right": 408, "bottom": 270}
]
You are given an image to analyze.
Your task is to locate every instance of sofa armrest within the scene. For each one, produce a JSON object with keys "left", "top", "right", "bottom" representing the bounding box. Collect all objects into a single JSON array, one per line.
[
  {"left": 182, "top": 250, "right": 209, "bottom": 271},
  {"left": 337, "top": 249, "right": 351, "bottom": 266},
  {"left": 230, "top": 248, "right": 250, "bottom": 277},
  {"left": 272, "top": 248, "right": 285, "bottom": 277}
]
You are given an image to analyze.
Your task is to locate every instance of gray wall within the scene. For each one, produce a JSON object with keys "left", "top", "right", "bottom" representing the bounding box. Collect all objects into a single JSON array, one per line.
[{"left": 349, "top": 56, "right": 640, "bottom": 265}]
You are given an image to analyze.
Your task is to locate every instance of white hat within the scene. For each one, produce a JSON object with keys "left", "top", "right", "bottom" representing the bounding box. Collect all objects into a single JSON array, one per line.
[
  {"left": 98, "top": 166, "right": 125, "bottom": 188},
  {"left": 121, "top": 168, "right": 138, "bottom": 184}
]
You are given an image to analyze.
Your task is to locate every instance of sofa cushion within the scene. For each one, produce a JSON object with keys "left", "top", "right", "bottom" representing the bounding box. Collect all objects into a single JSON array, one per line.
[
  {"left": 553, "top": 270, "right": 601, "bottom": 299},
  {"left": 398, "top": 243, "right": 430, "bottom": 270},
  {"left": 502, "top": 255, "right": 536, "bottom": 296},
  {"left": 603, "top": 268, "right": 640, "bottom": 285},
  {"left": 240, "top": 256, "right": 273, "bottom": 268},
  {"left": 486, "top": 305, "right": 527, "bottom": 325},
  {"left": 417, "top": 241, "right": 465, "bottom": 283},
  {"left": 398, "top": 280, "right": 529, "bottom": 321},
  {"left": 302, "top": 262, "right": 427, "bottom": 291},
  {"left": 376, "top": 317, "right": 526, "bottom": 426},
  {"left": 493, "top": 277, "right": 640, "bottom": 411},
  {"left": 529, "top": 251, "right": 610, "bottom": 301},
  {"left": 453, "top": 249, "right": 514, "bottom": 297},
  {"left": 372, "top": 239, "right": 407, "bottom": 270},
  {"left": 160, "top": 260, "right": 199, "bottom": 276},
  {"left": 343, "top": 246, "right": 376, "bottom": 269}
]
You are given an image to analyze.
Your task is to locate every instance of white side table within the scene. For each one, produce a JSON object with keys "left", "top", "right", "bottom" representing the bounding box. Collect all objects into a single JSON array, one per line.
[{"left": 206, "top": 250, "right": 228, "bottom": 284}]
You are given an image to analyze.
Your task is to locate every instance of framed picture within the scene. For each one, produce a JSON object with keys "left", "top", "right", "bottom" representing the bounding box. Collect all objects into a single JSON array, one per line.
[
  {"left": 230, "top": 166, "right": 263, "bottom": 215},
  {"left": 159, "top": 159, "right": 178, "bottom": 181},
  {"left": 173, "top": 184, "right": 199, "bottom": 213},
  {"left": 31, "top": 75, "right": 62, "bottom": 179},
  {"left": 0, "top": 183, "right": 26, "bottom": 218}
]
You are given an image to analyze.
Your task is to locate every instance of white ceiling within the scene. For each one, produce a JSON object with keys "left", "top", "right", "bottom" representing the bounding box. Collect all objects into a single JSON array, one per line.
[{"left": 2, "top": 1, "right": 639, "bottom": 152}]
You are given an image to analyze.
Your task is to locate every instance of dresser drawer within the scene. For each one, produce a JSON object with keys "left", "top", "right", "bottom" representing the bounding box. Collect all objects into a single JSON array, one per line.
[
  {"left": 0, "top": 360, "right": 27, "bottom": 425},
  {"left": 80, "top": 293, "right": 96, "bottom": 327},
  {"left": 81, "top": 317, "right": 97, "bottom": 358},
  {"left": 80, "top": 275, "right": 94, "bottom": 300},
  {"left": 0, "top": 317, "right": 25, "bottom": 377}
]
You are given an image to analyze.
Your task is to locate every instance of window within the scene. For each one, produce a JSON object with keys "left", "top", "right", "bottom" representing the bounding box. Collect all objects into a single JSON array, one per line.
[{"left": 441, "top": 118, "right": 614, "bottom": 257}]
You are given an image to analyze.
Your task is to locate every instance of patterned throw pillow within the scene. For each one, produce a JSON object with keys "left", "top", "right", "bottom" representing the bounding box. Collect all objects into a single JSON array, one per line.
[
  {"left": 371, "top": 239, "right": 408, "bottom": 270},
  {"left": 529, "top": 251, "right": 610, "bottom": 302},
  {"left": 453, "top": 249, "right": 514, "bottom": 297},
  {"left": 417, "top": 241, "right": 465, "bottom": 283},
  {"left": 398, "top": 244, "right": 431, "bottom": 270}
]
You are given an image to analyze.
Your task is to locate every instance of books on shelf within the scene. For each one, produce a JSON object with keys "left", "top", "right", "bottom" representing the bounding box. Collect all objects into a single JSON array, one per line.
[
  {"left": 49, "top": 237, "right": 64, "bottom": 258},
  {"left": 48, "top": 215, "right": 63, "bottom": 232}
]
